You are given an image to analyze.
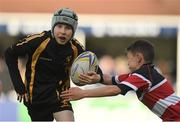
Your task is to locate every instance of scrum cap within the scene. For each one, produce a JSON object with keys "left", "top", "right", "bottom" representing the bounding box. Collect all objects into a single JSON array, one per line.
[{"left": 51, "top": 8, "right": 78, "bottom": 37}]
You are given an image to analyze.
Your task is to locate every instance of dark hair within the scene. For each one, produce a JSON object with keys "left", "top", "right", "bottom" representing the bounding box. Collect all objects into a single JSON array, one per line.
[{"left": 126, "top": 40, "right": 155, "bottom": 63}]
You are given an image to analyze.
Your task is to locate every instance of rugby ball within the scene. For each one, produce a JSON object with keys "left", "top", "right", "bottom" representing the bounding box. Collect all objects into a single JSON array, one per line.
[{"left": 70, "top": 51, "right": 98, "bottom": 86}]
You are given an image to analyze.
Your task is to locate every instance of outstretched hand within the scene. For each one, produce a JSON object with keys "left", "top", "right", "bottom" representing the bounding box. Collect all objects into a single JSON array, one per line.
[
  {"left": 60, "top": 87, "right": 85, "bottom": 101},
  {"left": 78, "top": 71, "right": 100, "bottom": 84}
]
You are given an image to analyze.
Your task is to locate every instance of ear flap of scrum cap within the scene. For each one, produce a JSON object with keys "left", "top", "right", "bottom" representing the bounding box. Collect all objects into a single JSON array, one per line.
[{"left": 51, "top": 8, "right": 78, "bottom": 37}]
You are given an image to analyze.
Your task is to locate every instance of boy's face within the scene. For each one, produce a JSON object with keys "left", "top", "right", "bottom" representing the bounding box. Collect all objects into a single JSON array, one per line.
[
  {"left": 53, "top": 23, "right": 73, "bottom": 45},
  {"left": 127, "top": 51, "right": 143, "bottom": 72}
]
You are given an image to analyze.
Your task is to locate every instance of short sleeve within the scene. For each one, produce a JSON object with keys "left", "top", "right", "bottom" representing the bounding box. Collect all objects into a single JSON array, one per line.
[{"left": 119, "top": 73, "right": 151, "bottom": 91}]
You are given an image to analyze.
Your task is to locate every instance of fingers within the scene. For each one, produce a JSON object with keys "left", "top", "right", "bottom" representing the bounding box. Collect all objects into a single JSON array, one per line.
[
  {"left": 79, "top": 72, "right": 99, "bottom": 84},
  {"left": 78, "top": 77, "right": 90, "bottom": 84},
  {"left": 61, "top": 90, "right": 70, "bottom": 96},
  {"left": 24, "top": 94, "right": 28, "bottom": 102},
  {"left": 60, "top": 88, "right": 79, "bottom": 101},
  {"left": 60, "top": 91, "right": 72, "bottom": 101},
  {"left": 17, "top": 94, "right": 22, "bottom": 102},
  {"left": 87, "top": 71, "right": 96, "bottom": 76},
  {"left": 79, "top": 74, "right": 88, "bottom": 79},
  {"left": 17, "top": 93, "right": 28, "bottom": 102},
  {"left": 79, "top": 74, "right": 92, "bottom": 83}
]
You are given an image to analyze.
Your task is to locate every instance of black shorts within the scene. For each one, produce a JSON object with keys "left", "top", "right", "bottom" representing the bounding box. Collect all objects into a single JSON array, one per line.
[{"left": 27, "top": 101, "right": 73, "bottom": 121}]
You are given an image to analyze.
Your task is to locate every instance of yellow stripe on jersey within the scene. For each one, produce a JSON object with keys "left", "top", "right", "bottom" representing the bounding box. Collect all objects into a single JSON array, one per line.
[
  {"left": 16, "top": 32, "right": 45, "bottom": 46},
  {"left": 70, "top": 41, "right": 78, "bottom": 61},
  {"left": 29, "top": 38, "right": 50, "bottom": 103},
  {"left": 65, "top": 41, "right": 78, "bottom": 73},
  {"left": 74, "top": 39, "right": 85, "bottom": 50}
]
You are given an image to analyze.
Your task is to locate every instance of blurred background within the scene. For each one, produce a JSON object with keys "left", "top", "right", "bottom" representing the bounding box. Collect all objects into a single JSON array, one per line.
[{"left": 0, "top": 0, "right": 180, "bottom": 121}]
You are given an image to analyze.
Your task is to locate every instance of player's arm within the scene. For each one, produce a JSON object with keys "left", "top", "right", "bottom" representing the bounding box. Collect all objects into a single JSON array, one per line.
[
  {"left": 61, "top": 74, "right": 132, "bottom": 101},
  {"left": 79, "top": 72, "right": 113, "bottom": 85},
  {"left": 79, "top": 71, "right": 130, "bottom": 85},
  {"left": 5, "top": 41, "right": 28, "bottom": 95},
  {"left": 5, "top": 42, "right": 29, "bottom": 102},
  {"left": 61, "top": 85, "right": 121, "bottom": 101},
  {"left": 5, "top": 33, "right": 43, "bottom": 97}
]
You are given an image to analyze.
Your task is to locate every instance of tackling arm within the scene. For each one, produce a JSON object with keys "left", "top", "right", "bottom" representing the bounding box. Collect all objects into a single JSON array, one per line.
[{"left": 61, "top": 85, "right": 121, "bottom": 101}]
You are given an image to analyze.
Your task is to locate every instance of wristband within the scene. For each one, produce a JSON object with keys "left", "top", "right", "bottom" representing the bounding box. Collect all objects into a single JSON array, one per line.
[
  {"left": 99, "top": 74, "right": 104, "bottom": 83},
  {"left": 112, "top": 76, "right": 117, "bottom": 85}
]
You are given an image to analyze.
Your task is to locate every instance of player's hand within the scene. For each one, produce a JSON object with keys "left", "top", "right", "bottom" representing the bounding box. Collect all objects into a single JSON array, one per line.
[
  {"left": 78, "top": 71, "right": 101, "bottom": 84},
  {"left": 60, "top": 87, "right": 85, "bottom": 101},
  {"left": 17, "top": 93, "right": 28, "bottom": 102}
]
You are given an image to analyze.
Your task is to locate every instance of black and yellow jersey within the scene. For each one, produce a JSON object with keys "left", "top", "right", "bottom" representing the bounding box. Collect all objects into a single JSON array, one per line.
[{"left": 5, "top": 30, "right": 85, "bottom": 107}]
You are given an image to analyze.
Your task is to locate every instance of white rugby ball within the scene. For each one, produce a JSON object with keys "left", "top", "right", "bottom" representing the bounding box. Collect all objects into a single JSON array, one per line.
[{"left": 70, "top": 51, "right": 98, "bottom": 86}]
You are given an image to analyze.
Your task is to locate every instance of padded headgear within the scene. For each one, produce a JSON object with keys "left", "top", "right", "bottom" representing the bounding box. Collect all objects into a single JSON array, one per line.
[{"left": 51, "top": 8, "right": 78, "bottom": 37}]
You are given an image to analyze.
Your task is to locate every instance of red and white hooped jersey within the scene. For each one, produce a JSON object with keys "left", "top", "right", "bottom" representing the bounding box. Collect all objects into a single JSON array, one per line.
[{"left": 113, "top": 64, "right": 180, "bottom": 121}]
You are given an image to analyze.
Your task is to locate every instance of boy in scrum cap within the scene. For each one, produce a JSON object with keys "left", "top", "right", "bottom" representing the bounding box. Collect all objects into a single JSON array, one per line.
[{"left": 5, "top": 8, "right": 85, "bottom": 121}]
